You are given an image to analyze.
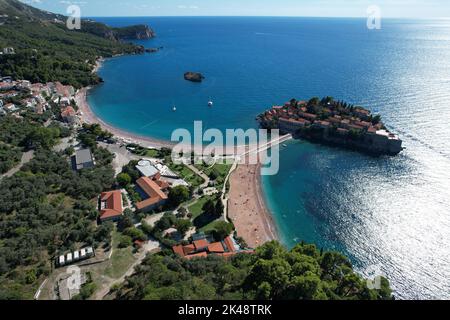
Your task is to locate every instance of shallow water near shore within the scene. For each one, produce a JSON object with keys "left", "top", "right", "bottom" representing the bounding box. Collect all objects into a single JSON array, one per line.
[{"left": 90, "top": 17, "right": 450, "bottom": 299}]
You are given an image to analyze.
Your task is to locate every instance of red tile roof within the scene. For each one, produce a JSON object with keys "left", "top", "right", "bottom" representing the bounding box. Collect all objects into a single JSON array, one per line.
[
  {"left": 223, "top": 236, "right": 236, "bottom": 252},
  {"left": 193, "top": 239, "right": 209, "bottom": 250},
  {"left": 173, "top": 245, "right": 185, "bottom": 257},
  {"left": 99, "top": 190, "right": 123, "bottom": 220},
  {"left": 135, "top": 176, "right": 168, "bottom": 210},
  {"left": 185, "top": 252, "right": 208, "bottom": 260},
  {"left": 61, "top": 106, "right": 76, "bottom": 118},
  {"left": 172, "top": 236, "right": 244, "bottom": 260},
  {"left": 207, "top": 242, "right": 225, "bottom": 253},
  {"left": 183, "top": 244, "right": 196, "bottom": 255}
]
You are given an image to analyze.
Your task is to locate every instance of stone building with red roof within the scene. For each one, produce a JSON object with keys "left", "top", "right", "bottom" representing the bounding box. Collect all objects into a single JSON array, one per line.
[
  {"left": 172, "top": 235, "right": 253, "bottom": 260},
  {"left": 99, "top": 190, "right": 124, "bottom": 222},
  {"left": 135, "top": 176, "right": 169, "bottom": 212}
]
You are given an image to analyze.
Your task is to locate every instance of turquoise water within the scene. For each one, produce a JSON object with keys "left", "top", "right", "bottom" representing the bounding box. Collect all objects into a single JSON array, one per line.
[{"left": 90, "top": 17, "right": 450, "bottom": 299}]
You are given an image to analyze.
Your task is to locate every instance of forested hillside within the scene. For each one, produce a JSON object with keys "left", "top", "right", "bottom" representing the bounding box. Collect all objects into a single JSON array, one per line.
[
  {"left": 115, "top": 241, "right": 392, "bottom": 300},
  {"left": 0, "top": 0, "right": 152, "bottom": 87},
  {"left": 0, "top": 113, "right": 116, "bottom": 299}
]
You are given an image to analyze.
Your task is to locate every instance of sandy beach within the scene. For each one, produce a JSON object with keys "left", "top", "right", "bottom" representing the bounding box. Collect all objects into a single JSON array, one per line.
[{"left": 228, "top": 163, "right": 278, "bottom": 248}]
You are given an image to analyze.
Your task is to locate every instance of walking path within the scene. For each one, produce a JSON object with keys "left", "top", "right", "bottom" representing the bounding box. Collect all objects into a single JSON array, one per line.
[
  {"left": 92, "top": 240, "right": 161, "bottom": 300},
  {"left": 221, "top": 134, "right": 293, "bottom": 222},
  {"left": 186, "top": 163, "right": 210, "bottom": 190},
  {"left": 1, "top": 150, "right": 35, "bottom": 179}
]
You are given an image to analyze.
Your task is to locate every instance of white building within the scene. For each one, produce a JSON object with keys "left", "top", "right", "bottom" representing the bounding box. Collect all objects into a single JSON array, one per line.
[{"left": 136, "top": 160, "right": 159, "bottom": 177}]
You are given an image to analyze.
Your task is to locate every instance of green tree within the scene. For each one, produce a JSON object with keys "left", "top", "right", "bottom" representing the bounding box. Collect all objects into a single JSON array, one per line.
[
  {"left": 202, "top": 199, "right": 216, "bottom": 217},
  {"left": 118, "top": 235, "right": 133, "bottom": 248},
  {"left": 215, "top": 199, "right": 224, "bottom": 216},
  {"left": 25, "top": 126, "right": 60, "bottom": 149},
  {"left": 117, "top": 173, "right": 132, "bottom": 187},
  {"left": 168, "top": 186, "right": 190, "bottom": 207},
  {"left": 174, "top": 219, "right": 192, "bottom": 237},
  {"left": 308, "top": 97, "right": 320, "bottom": 106},
  {"left": 212, "top": 221, "right": 234, "bottom": 240},
  {"left": 123, "top": 227, "right": 147, "bottom": 241}
]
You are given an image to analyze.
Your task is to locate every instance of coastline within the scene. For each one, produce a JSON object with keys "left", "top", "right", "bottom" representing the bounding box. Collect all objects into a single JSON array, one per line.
[
  {"left": 79, "top": 57, "right": 279, "bottom": 248},
  {"left": 75, "top": 86, "right": 176, "bottom": 149},
  {"left": 228, "top": 163, "right": 278, "bottom": 248}
]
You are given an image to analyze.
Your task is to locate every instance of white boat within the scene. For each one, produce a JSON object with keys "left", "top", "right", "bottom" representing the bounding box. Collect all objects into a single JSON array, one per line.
[
  {"left": 172, "top": 105, "right": 177, "bottom": 112},
  {"left": 208, "top": 100, "right": 213, "bottom": 107}
]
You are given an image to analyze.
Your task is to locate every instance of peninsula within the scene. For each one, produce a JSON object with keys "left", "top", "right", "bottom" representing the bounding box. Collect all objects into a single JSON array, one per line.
[{"left": 258, "top": 97, "right": 403, "bottom": 155}]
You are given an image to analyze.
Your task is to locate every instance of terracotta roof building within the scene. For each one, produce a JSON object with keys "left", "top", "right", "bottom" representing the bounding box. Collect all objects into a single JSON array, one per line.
[
  {"left": 172, "top": 235, "right": 249, "bottom": 260},
  {"left": 61, "top": 106, "right": 78, "bottom": 125},
  {"left": 99, "top": 190, "right": 123, "bottom": 222},
  {"left": 135, "top": 176, "right": 169, "bottom": 212}
]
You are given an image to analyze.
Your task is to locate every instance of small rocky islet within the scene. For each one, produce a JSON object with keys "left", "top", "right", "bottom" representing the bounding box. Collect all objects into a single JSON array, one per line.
[{"left": 184, "top": 72, "right": 205, "bottom": 82}]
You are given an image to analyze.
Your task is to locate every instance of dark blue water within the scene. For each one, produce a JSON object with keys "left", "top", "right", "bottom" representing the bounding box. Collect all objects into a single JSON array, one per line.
[{"left": 90, "top": 17, "right": 450, "bottom": 299}]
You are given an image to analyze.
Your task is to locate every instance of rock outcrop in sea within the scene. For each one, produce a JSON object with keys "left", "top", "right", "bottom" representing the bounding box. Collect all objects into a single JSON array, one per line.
[{"left": 184, "top": 72, "right": 205, "bottom": 83}]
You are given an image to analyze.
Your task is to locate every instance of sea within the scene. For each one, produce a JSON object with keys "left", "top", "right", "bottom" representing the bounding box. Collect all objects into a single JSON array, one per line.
[{"left": 89, "top": 17, "right": 450, "bottom": 299}]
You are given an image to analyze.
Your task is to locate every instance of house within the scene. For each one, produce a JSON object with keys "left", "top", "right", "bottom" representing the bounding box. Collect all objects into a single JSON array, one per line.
[
  {"left": 61, "top": 106, "right": 78, "bottom": 124},
  {"left": 353, "top": 107, "right": 371, "bottom": 121},
  {"left": 54, "top": 82, "right": 74, "bottom": 98},
  {"left": 35, "top": 103, "right": 47, "bottom": 115},
  {"left": 135, "top": 176, "right": 169, "bottom": 212},
  {"left": 3, "top": 103, "right": 17, "bottom": 112},
  {"left": 0, "top": 76, "right": 13, "bottom": 82},
  {"left": 314, "top": 120, "right": 331, "bottom": 130},
  {"left": 278, "top": 118, "right": 310, "bottom": 134},
  {"left": 99, "top": 190, "right": 124, "bottom": 222},
  {"left": 59, "top": 97, "right": 71, "bottom": 107},
  {"left": 72, "top": 149, "right": 95, "bottom": 171},
  {"left": 172, "top": 235, "right": 250, "bottom": 260},
  {"left": 298, "top": 112, "right": 318, "bottom": 121},
  {"left": 16, "top": 80, "right": 31, "bottom": 90},
  {"left": 0, "top": 81, "right": 15, "bottom": 91}
]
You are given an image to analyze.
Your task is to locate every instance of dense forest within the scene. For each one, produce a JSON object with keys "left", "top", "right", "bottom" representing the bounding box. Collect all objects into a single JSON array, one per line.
[
  {"left": 0, "top": 113, "right": 116, "bottom": 299},
  {"left": 0, "top": 0, "right": 150, "bottom": 88},
  {"left": 115, "top": 241, "right": 392, "bottom": 300}
]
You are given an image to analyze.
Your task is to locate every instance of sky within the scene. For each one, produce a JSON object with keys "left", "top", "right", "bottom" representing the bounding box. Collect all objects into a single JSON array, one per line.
[{"left": 21, "top": 0, "right": 450, "bottom": 18}]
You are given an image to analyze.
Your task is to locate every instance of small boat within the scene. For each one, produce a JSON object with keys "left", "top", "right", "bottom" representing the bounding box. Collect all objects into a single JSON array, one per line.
[
  {"left": 208, "top": 100, "right": 213, "bottom": 107},
  {"left": 172, "top": 105, "right": 177, "bottom": 112},
  {"left": 282, "top": 144, "right": 288, "bottom": 147}
]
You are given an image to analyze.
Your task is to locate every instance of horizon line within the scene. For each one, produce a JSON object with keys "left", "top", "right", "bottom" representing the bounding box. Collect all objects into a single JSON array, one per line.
[{"left": 85, "top": 15, "right": 450, "bottom": 20}]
